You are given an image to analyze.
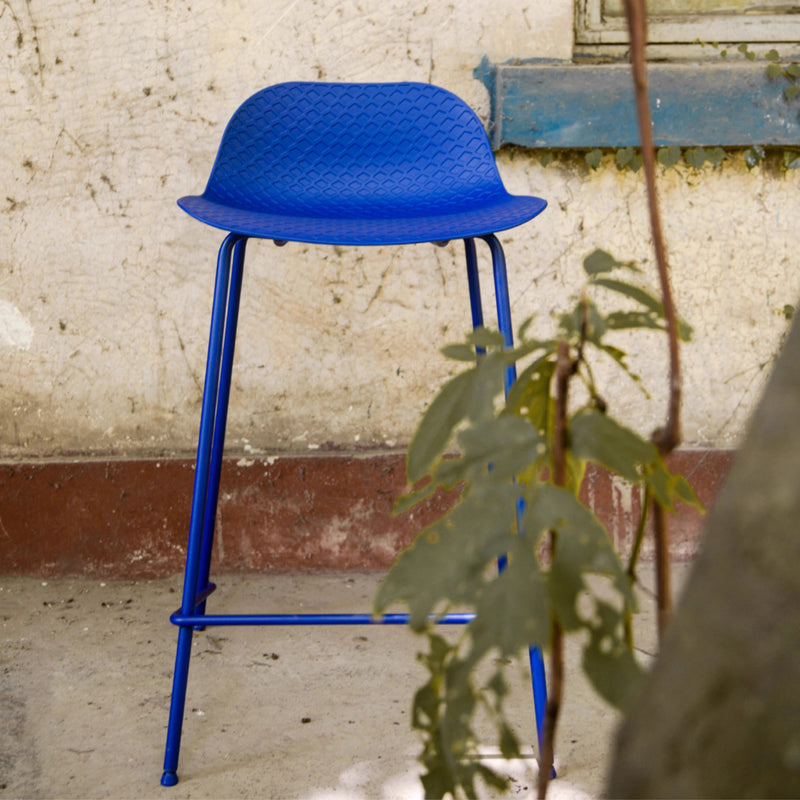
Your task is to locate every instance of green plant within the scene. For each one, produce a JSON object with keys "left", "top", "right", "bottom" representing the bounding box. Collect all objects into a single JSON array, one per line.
[
  {"left": 572, "top": 142, "right": 799, "bottom": 173},
  {"left": 374, "top": 249, "right": 702, "bottom": 799},
  {"left": 766, "top": 47, "right": 800, "bottom": 102},
  {"left": 719, "top": 42, "right": 800, "bottom": 170}
]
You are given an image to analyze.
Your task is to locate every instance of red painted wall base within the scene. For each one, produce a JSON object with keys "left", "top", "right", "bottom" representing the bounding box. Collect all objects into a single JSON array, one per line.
[{"left": 0, "top": 450, "right": 731, "bottom": 578}]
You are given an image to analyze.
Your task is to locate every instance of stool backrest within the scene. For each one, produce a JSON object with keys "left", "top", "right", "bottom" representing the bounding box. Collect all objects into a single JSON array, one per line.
[{"left": 201, "top": 82, "right": 506, "bottom": 218}]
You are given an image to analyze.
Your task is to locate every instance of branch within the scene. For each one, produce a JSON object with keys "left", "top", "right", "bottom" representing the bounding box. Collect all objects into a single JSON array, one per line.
[
  {"left": 623, "top": 0, "right": 683, "bottom": 637},
  {"left": 623, "top": 0, "right": 682, "bottom": 456},
  {"left": 552, "top": 339, "right": 571, "bottom": 487},
  {"left": 538, "top": 340, "right": 571, "bottom": 799}
]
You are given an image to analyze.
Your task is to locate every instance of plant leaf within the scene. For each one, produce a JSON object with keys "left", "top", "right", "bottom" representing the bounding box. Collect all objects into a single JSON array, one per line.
[
  {"left": 783, "top": 150, "right": 800, "bottom": 170},
  {"left": 585, "top": 148, "right": 603, "bottom": 169},
  {"left": 420, "top": 759, "right": 457, "bottom": 800},
  {"left": 406, "top": 368, "right": 477, "bottom": 482},
  {"left": 745, "top": 145, "right": 766, "bottom": 169},
  {"left": 616, "top": 147, "right": 634, "bottom": 167},
  {"left": 591, "top": 277, "right": 693, "bottom": 340},
  {"left": 486, "top": 669, "right": 510, "bottom": 705},
  {"left": 706, "top": 146, "right": 725, "bottom": 167},
  {"left": 602, "top": 310, "right": 692, "bottom": 342},
  {"left": 436, "top": 415, "right": 542, "bottom": 486},
  {"left": 589, "top": 340, "right": 648, "bottom": 395},
  {"left": 592, "top": 277, "right": 664, "bottom": 313},
  {"left": 517, "top": 315, "right": 536, "bottom": 341},
  {"left": 469, "top": 327, "right": 507, "bottom": 350},
  {"left": 582, "top": 599, "right": 645, "bottom": 709},
  {"left": 467, "top": 537, "right": 550, "bottom": 663},
  {"left": 441, "top": 343, "right": 479, "bottom": 362},
  {"left": 375, "top": 481, "right": 519, "bottom": 628},
  {"left": 657, "top": 144, "right": 681, "bottom": 168},
  {"left": 394, "top": 478, "right": 440, "bottom": 515},
  {"left": 413, "top": 681, "right": 441, "bottom": 729},
  {"left": 583, "top": 249, "right": 640, "bottom": 277},
  {"left": 521, "top": 483, "right": 635, "bottom": 630},
  {"left": 644, "top": 461, "right": 704, "bottom": 512},
  {"left": 407, "top": 353, "right": 506, "bottom": 482},
  {"left": 560, "top": 297, "right": 608, "bottom": 345},
  {"left": 498, "top": 721, "right": 522, "bottom": 760},
  {"left": 604, "top": 310, "right": 664, "bottom": 333},
  {"left": 766, "top": 62, "right": 784, "bottom": 79},
  {"left": 737, "top": 42, "right": 755, "bottom": 61},
  {"left": 569, "top": 409, "right": 655, "bottom": 484},
  {"left": 684, "top": 146, "right": 706, "bottom": 169},
  {"left": 673, "top": 473, "right": 704, "bottom": 511},
  {"left": 506, "top": 354, "right": 557, "bottom": 444}
]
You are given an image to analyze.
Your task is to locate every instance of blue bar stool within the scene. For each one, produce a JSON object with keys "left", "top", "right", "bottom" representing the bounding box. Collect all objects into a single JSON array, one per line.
[{"left": 161, "top": 81, "right": 549, "bottom": 787}]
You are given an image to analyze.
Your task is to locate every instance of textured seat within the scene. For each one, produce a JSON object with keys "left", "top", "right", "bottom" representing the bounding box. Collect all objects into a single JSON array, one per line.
[
  {"left": 178, "top": 82, "right": 546, "bottom": 245},
  {"left": 161, "top": 81, "right": 549, "bottom": 787}
]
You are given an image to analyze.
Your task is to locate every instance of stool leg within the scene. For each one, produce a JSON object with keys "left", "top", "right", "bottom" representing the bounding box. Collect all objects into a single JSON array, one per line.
[
  {"left": 475, "top": 234, "right": 553, "bottom": 776},
  {"left": 463, "top": 237, "right": 485, "bottom": 332},
  {"left": 194, "top": 237, "right": 248, "bottom": 620},
  {"left": 529, "top": 645, "right": 549, "bottom": 765},
  {"left": 481, "top": 234, "right": 517, "bottom": 387},
  {"left": 161, "top": 232, "right": 246, "bottom": 787}
]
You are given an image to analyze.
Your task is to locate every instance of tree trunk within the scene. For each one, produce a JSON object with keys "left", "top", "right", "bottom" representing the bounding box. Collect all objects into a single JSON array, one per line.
[{"left": 607, "top": 315, "right": 800, "bottom": 798}]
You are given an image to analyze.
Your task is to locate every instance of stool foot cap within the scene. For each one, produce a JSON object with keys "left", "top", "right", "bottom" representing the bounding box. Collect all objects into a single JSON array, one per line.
[{"left": 161, "top": 771, "right": 179, "bottom": 787}]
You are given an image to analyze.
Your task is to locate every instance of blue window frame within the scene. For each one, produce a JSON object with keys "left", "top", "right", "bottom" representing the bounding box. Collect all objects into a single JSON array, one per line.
[{"left": 475, "top": 57, "right": 800, "bottom": 150}]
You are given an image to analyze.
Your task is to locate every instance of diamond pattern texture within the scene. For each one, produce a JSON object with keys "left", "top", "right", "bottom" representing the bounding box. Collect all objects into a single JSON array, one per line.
[{"left": 178, "top": 82, "right": 547, "bottom": 245}]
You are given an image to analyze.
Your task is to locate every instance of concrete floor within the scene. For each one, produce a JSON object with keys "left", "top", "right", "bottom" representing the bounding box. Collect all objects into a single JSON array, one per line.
[{"left": 0, "top": 565, "right": 690, "bottom": 799}]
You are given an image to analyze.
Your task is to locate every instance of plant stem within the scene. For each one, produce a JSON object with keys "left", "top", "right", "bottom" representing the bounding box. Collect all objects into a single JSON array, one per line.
[
  {"left": 537, "top": 620, "right": 563, "bottom": 800},
  {"left": 624, "top": 487, "right": 651, "bottom": 647},
  {"left": 552, "top": 340, "right": 570, "bottom": 487},
  {"left": 653, "top": 503, "right": 672, "bottom": 637},
  {"left": 624, "top": 0, "right": 682, "bottom": 641},
  {"left": 623, "top": 0, "right": 681, "bottom": 452},
  {"left": 538, "top": 340, "right": 571, "bottom": 799},
  {"left": 626, "top": 486, "right": 651, "bottom": 581}
]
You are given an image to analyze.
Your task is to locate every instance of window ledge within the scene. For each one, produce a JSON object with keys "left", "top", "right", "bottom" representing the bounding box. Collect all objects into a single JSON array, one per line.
[{"left": 475, "top": 57, "right": 800, "bottom": 150}]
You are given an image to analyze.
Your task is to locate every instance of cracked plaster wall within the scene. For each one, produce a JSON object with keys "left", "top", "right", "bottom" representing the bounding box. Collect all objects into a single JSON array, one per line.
[{"left": 1, "top": 0, "right": 797, "bottom": 459}]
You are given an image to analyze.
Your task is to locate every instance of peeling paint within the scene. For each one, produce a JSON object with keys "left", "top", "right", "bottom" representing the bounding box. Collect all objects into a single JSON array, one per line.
[
  {"left": 611, "top": 474, "right": 634, "bottom": 519},
  {"left": 0, "top": 300, "right": 33, "bottom": 350}
]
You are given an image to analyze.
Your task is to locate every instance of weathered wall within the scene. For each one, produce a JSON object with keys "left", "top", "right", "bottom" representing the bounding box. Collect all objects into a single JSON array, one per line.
[{"left": 2, "top": 0, "right": 797, "bottom": 460}]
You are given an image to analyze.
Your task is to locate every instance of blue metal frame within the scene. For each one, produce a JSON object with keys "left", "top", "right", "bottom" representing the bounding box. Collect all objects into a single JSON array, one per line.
[
  {"left": 160, "top": 233, "right": 551, "bottom": 787},
  {"left": 162, "top": 233, "right": 247, "bottom": 786},
  {"left": 481, "top": 234, "right": 549, "bottom": 763}
]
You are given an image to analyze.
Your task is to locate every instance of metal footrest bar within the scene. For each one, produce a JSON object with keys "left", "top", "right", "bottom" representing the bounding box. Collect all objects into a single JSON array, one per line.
[{"left": 170, "top": 611, "right": 476, "bottom": 627}]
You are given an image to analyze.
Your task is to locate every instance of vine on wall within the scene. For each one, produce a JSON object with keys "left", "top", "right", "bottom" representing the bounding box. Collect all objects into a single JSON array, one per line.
[{"left": 535, "top": 44, "right": 800, "bottom": 173}]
